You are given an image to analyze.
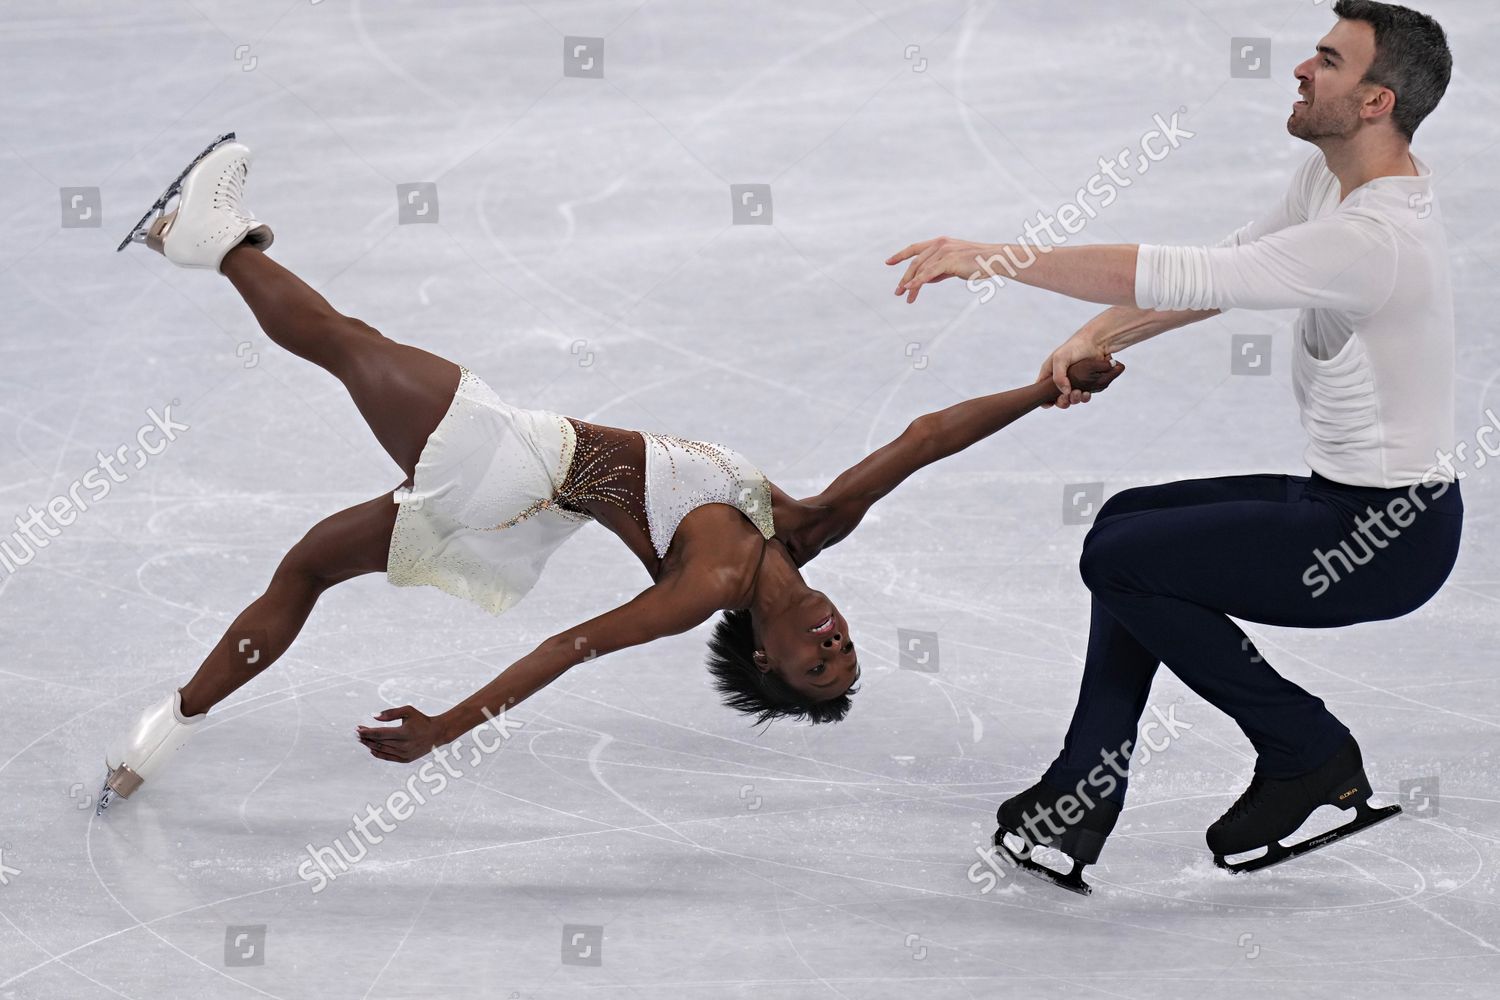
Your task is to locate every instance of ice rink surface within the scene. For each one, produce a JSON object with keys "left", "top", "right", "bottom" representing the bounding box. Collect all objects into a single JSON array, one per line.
[{"left": 2, "top": 0, "right": 1498, "bottom": 997}]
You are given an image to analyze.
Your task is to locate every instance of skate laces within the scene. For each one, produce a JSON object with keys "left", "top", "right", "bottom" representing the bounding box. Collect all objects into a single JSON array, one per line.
[
  {"left": 1221, "top": 775, "right": 1267, "bottom": 823},
  {"left": 214, "top": 159, "right": 252, "bottom": 222}
]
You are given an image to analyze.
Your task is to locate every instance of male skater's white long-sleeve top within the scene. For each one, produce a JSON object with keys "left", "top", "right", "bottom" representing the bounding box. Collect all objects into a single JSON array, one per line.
[{"left": 1134, "top": 151, "right": 1454, "bottom": 488}]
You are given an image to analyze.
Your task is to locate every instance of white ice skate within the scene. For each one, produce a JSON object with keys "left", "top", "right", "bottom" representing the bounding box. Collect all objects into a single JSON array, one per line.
[
  {"left": 97, "top": 689, "right": 207, "bottom": 814},
  {"left": 117, "top": 131, "right": 274, "bottom": 271}
]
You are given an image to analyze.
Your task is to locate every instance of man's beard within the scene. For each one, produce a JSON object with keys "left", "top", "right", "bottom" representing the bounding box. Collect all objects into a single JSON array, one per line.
[{"left": 1287, "top": 91, "right": 1363, "bottom": 141}]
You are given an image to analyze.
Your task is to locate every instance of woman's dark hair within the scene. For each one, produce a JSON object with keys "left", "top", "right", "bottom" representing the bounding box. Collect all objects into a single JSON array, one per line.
[
  {"left": 706, "top": 609, "right": 856, "bottom": 726},
  {"left": 1333, "top": 0, "right": 1452, "bottom": 140}
]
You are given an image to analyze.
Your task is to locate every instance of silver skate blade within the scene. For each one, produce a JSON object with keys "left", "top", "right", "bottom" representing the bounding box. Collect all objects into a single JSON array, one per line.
[
  {"left": 1214, "top": 802, "right": 1403, "bottom": 874},
  {"left": 115, "top": 131, "right": 237, "bottom": 252},
  {"left": 993, "top": 828, "right": 1093, "bottom": 896},
  {"left": 95, "top": 774, "right": 116, "bottom": 816}
]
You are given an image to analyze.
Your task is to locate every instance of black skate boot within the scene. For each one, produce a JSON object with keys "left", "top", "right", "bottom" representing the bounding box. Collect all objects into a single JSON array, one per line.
[
  {"left": 1207, "top": 735, "right": 1401, "bottom": 874},
  {"left": 992, "top": 780, "right": 1120, "bottom": 896}
]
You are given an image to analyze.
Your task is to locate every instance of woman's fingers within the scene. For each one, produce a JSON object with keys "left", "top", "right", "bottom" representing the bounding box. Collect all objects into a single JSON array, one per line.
[
  {"left": 361, "top": 730, "right": 411, "bottom": 761},
  {"left": 358, "top": 724, "right": 408, "bottom": 747}
]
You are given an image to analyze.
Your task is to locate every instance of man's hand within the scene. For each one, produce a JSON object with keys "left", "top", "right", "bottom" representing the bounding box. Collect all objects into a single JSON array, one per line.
[
  {"left": 1038, "top": 326, "right": 1113, "bottom": 409},
  {"left": 886, "top": 236, "right": 993, "bottom": 303},
  {"left": 357, "top": 705, "right": 448, "bottom": 763}
]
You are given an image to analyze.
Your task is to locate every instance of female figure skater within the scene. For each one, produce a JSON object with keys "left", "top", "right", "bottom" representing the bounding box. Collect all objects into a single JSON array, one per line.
[{"left": 99, "top": 135, "right": 1123, "bottom": 811}]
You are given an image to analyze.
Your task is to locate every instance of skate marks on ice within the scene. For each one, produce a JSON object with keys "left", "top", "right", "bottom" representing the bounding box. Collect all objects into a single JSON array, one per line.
[{"left": 1087, "top": 791, "right": 1492, "bottom": 913}]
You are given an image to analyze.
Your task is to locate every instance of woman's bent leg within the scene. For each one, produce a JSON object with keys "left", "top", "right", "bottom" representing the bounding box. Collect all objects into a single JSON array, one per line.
[{"left": 177, "top": 490, "right": 400, "bottom": 716}]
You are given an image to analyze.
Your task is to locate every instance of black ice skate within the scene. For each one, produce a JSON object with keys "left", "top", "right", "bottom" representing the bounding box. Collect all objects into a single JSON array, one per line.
[
  {"left": 992, "top": 780, "right": 1120, "bottom": 896},
  {"left": 1207, "top": 735, "right": 1401, "bottom": 874}
]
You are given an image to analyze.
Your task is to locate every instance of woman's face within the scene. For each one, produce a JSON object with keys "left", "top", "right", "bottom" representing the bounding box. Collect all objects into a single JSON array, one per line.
[{"left": 754, "top": 587, "right": 860, "bottom": 699}]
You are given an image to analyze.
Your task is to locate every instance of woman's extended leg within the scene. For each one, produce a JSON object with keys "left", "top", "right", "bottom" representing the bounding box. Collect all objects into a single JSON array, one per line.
[
  {"left": 176, "top": 490, "right": 400, "bottom": 716},
  {"left": 219, "top": 244, "right": 458, "bottom": 480}
]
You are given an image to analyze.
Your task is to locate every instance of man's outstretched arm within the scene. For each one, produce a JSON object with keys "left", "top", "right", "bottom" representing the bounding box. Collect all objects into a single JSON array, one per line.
[
  {"left": 889, "top": 209, "right": 1395, "bottom": 314},
  {"left": 887, "top": 238, "right": 1142, "bottom": 306}
]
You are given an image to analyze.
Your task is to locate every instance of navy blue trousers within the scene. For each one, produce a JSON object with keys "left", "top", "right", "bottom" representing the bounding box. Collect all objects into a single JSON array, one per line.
[{"left": 1041, "top": 471, "right": 1464, "bottom": 804}]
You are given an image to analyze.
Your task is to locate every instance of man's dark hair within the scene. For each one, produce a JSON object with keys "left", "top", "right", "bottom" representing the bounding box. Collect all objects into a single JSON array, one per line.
[
  {"left": 706, "top": 609, "right": 857, "bottom": 726},
  {"left": 1333, "top": 0, "right": 1452, "bottom": 140}
]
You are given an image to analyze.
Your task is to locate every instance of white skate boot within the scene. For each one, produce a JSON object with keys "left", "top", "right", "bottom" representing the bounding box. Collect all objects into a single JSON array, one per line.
[
  {"left": 97, "top": 689, "right": 207, "bottom": 814},
  {"left": 117, "top": 131, "right": 273, "bottom": 272}
]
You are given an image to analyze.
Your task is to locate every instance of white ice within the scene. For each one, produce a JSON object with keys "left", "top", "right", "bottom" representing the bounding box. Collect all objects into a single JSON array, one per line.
[{"left": 2, "top": 1, "right": 1498, "bottom": 998}]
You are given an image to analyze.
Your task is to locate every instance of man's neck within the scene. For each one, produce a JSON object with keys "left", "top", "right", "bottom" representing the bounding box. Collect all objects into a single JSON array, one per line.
[{"left": 1316, "top": 131, "right": 1419, "bottom": 200}]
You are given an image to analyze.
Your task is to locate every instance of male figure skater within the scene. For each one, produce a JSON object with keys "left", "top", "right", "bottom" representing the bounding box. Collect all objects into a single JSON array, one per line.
[{"left": 888, "top": 0, "right": 1460, "bottom": 892}]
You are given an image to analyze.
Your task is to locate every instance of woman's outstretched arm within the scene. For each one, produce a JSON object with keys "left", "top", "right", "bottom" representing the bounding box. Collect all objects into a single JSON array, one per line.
[
  {"left": 357, "top": 574, "right": 725, "bottom": 762},
  {"left": 797, "top": 356, "right": 1124, "bottom": 558}
]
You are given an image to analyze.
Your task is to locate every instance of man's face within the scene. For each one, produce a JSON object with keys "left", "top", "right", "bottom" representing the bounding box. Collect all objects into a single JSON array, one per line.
[{"left": 1289, "top": 19, "right": 1380, "bottom": 141}]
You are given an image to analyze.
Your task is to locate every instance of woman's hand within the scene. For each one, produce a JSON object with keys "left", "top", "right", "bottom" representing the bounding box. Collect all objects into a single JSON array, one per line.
[
  {"left": 357, "top": 705, "right": 449, "bottom": 763},
  {"left": 1065, "top": 356, "right": 1125, "bottom": 394},
  {"left": 886, "top": 237, "right": 994, "bottom": 303}
]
